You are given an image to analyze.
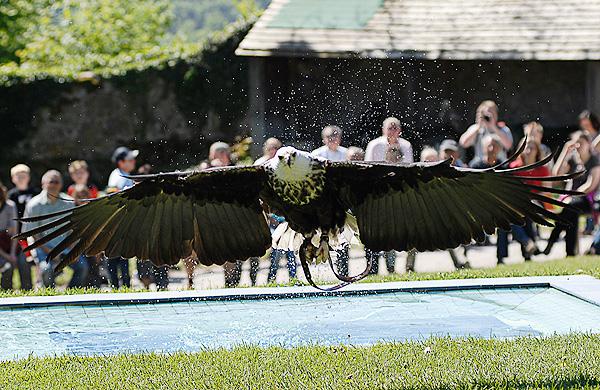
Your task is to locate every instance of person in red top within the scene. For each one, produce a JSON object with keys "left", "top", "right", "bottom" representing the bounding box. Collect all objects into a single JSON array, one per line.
[
  {"left": 66, "top": 160, "right": 99, "bottom": 199},
  {"left": 497, "top": 139, "right": 550, "bottom": 263},
  {"left": 509, "top": 139, "right": 551, "bottom": 186}
]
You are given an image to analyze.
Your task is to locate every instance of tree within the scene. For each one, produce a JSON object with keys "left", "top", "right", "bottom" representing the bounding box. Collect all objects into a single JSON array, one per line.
[
  {"left": 16, "top": 0, "right": 180, "bottom": 74},
  {"left": 0, "top": 0, "right": 195, "bottom": 80},
  {"left": 0, "top": 0, "right": 48, "bottom": 63}
]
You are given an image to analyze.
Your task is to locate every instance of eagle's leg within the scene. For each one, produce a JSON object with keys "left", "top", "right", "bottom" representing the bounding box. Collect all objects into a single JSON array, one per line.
[
  {"left": 298, "top": 233, "right": 373, "bottom": 291},
  {"left": 323, "top": 234, "right": 373, "bottom": 284},
  {"left": 298, "top": 234, "right": 349, "bottom": 291}
]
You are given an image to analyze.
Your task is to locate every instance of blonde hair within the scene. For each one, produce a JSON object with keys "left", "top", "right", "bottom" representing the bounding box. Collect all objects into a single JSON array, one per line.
[
  {"left": 420, "top": 147, "right": 439, "bottom": 162},
  {"left": 10, "top": 164, "right": 30, "bottom": 177},
  {"left": 524, "top": 121, "right": 544, "bottom": 136},
  {"left": 263, "top": 137, "right": 282, "bottom": 153},
  {"left": 68, "top": 160, "right": 89, "bottom": 174}
]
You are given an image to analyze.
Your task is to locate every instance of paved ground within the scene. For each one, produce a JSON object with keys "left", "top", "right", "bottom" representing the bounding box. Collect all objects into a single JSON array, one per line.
[{"left": 151, "top": 235, "right": 594, "bottom": 291}]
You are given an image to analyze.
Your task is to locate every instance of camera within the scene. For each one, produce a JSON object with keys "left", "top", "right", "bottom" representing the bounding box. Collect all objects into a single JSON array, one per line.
[{"left": 482, "top": 114, "right": 491, "bottom": 122}]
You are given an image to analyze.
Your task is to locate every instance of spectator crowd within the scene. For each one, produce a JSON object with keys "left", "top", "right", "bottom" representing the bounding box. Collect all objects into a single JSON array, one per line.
[{"left": 1, "top": 100, "right": 600, "bottom": 290}]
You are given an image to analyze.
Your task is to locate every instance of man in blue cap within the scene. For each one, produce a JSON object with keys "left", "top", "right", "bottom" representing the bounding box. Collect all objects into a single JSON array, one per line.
[
  {"left": 105, "top": 146, "right": 138, "bottom": 288},
  {"left": 107, "top": 146, "right": 139, "bottom": 193}
]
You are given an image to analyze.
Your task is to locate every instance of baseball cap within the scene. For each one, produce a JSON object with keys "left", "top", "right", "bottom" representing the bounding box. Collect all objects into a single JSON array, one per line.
[
  {"left": 439, "top": 139, "right": 459, "bottom": 152},
  {"left": 111, "top": 147, "right": 139, "bottom": 164}
]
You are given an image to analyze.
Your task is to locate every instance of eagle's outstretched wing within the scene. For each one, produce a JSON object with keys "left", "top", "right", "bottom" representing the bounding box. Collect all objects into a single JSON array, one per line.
[
  {"left": 15, "top": 166, "right": 271, "bottom": 272},
  {"left": 327, "top": 151, "right": 581, "bottom": 253}
]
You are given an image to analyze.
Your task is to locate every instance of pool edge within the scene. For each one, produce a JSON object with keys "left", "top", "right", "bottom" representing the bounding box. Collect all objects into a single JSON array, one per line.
[{"left": 0, "top": 275, "right": 598, "bottom": 309}]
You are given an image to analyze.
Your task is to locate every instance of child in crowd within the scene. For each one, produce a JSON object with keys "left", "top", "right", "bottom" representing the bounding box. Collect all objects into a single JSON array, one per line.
[{"left": 67, "top": 160, "right": 99, "bottom": 199}]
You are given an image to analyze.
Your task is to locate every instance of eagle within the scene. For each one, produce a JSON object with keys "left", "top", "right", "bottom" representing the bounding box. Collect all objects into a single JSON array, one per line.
[{"left": 16, "top": 140, "right": 580, "bottom": 290}]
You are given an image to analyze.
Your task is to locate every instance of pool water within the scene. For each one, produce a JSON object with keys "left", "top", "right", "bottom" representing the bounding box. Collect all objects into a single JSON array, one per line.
[{"left": 1, "top": 287, "right": 600, "bottom": 360}]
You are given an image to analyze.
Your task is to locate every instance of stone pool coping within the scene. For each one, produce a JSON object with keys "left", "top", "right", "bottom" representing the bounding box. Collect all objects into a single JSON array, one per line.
[{"left": 0, "top": 275, "right": 599, "bottom": 309}]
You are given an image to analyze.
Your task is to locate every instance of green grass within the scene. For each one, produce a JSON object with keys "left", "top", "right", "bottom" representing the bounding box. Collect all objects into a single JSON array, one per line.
[
  {"left": 362, "top": 255, "right": 600, "bottom": 284},
  {"left": 1, "top": 334, "right": 600, "bottom": 389}
]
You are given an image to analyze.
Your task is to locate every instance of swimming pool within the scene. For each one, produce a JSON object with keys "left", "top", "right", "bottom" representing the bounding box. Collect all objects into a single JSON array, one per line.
[{"left": 1, "top": 276, "right": 599, "bottom": 360}]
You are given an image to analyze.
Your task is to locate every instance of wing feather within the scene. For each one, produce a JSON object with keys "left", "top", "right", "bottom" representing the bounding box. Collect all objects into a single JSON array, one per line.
[
  {"left": 18, "top": 166, "right": 271, "bottom": 270},
  {"left": 327, "top": 158, "right": 581, "bottom": 253}
]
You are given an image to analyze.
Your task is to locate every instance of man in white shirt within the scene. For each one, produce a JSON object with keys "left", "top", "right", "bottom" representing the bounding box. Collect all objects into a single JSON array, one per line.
[
  {"left": 365, "top": 117, "right": 414, "bottom": 162},
  {"left": 311, "top": 125, "right": 348, "bottom": 162}
]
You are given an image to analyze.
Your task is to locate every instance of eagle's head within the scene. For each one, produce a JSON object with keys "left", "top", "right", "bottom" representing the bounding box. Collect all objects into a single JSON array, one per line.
[{"left": 269, "top": 147, "right": 323, "bottom": 183}]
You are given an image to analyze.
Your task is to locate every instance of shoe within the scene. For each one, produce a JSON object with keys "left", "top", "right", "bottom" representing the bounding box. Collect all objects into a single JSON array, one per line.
[
  {"left": 542, "top": 241, "right": 554, "bottom": 256},
  {"left": 522, "top": 240, "right": 540, "bottom": 259}
]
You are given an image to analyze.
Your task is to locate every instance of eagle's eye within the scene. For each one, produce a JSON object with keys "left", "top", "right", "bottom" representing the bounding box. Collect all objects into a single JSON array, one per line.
[
  {"left": 278, "top": 155, "right": 284, "bottom": 161},
  {"left": 291, "top": 151, "right": 297, "bottom": 157}
]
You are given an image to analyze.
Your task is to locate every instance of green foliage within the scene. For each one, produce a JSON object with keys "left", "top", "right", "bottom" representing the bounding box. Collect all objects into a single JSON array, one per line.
[
  {"left": 0, "top": 0, "right": 199, "bottom": 84},
  {"left": 0, "top": 0, "right": 47, "bottom": 63},
  {"left": 1, "top": 334, "right": 600, "bottom": 388},
  {"left": 0, "top": 0, "right": 269, "bottom": 85}
]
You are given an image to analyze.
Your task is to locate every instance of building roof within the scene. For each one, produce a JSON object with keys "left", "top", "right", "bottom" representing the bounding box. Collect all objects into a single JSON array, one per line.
[{"left": 236, "top": 0, "right": 600, "bottom": 60}]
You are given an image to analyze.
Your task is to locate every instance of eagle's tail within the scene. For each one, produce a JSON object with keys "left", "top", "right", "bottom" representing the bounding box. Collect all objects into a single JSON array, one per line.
[{"left": 270, "top": 221, "right": 304, "bottom": 251}]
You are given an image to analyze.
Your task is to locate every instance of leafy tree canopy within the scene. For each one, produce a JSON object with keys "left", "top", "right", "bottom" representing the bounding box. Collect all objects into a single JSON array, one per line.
[
  {"left": 0, "top": 0, "right": 45, "bottom": 63},
  {"left": 0, "top": 0, "right": 265, "bottom": 84}
]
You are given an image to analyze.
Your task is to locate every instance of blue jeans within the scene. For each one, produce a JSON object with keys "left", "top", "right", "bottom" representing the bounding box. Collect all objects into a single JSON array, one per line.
[
  {"left": 365, "top": 248, "right": 396, "bottom": 275},
  {"left": 497, "top": 220, "right": 536, "bottom": 261},
  {"left": 334, "top": 246, "right": 350, "bottom": 277},
  {"left": 40, "top": 256, "right": 89, "bottom": 288},
  {"left": 108, "top": 257, "right": 130, "bottom": 288},
  {"left": 268, "top": 250, "right": 296, "bottom": 281}
]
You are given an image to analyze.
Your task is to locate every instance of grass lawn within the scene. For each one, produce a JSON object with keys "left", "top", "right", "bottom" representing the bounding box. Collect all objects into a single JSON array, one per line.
[
  {"left": 362, "top": 255, "right": 600, "bottom": 283},
  {"left": 1, "top": 334, "right": 599, "bottom": 389},
  {"left": 2, "top": 256, "right": 600, "bottom": 389}
]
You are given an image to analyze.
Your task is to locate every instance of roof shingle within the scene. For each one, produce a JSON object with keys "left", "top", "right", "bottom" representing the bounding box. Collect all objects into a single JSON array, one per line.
[{"left": 236, "top": 0, "right": 600, "bottom": 60}]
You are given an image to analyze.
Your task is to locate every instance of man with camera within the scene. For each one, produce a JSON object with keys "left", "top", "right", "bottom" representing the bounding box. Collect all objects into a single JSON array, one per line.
[{"left": 459, "top": 100, "right": 513, "bottom": 161}]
